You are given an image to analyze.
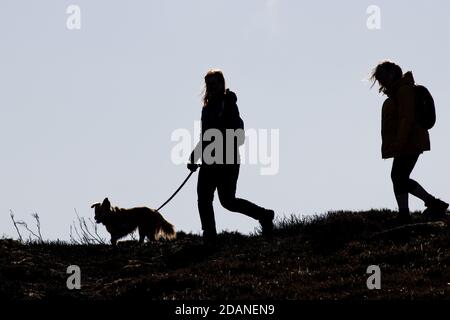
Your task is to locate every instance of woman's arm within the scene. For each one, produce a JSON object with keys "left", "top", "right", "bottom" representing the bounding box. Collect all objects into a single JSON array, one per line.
[
  {"left": 225, "top": 90, "right": 245, "bottom": 146},
  {"left": 395, "top": 85, "right": 415, "bottom": 150}
]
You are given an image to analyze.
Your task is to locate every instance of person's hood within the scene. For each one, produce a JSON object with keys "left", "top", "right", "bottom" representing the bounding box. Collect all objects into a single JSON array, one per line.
[
  {"left": 388, "top": 71, "right": 415, "bottom": 97},
  {"left": 225, "top": 89, "right": 237, "bottom": 104},
  {"left": 397, "top": 71, "right": 415, "bottom": 86}
]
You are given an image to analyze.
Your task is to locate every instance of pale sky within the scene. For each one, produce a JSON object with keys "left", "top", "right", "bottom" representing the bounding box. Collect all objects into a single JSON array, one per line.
[{"left": 1, "top": 0, "right": 449, "bottom": 240}]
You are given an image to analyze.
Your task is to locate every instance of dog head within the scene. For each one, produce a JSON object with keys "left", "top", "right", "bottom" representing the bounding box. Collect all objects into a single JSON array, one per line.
[{"left": 91, "top": 197, "right": 112, "bottom": 224}]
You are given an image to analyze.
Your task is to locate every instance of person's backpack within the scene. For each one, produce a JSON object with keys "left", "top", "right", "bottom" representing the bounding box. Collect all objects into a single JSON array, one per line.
[
  {"left": 224, "top": 89, "right": 245, "bottom": 143},
  {"left": 414, "top": 85, "right": 436, "bottom": 130}
]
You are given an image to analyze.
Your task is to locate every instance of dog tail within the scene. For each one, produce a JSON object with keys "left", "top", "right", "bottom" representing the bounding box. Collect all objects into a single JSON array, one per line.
[{"left": 155, "top": 211, "right": 176, "bottom": 240}]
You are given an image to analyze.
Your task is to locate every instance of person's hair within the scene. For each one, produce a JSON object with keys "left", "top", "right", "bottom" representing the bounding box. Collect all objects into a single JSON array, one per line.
[
  {"left": 203, "top": 69, "right": 226, "bottom": 107},
  {"left": 370, "top": 61, "right": 403, "bottom": 94}
]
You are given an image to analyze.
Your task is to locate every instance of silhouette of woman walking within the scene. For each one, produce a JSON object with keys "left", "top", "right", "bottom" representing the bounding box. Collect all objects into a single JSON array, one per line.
[
  {"left": 188, "top": 69, "right": 274, "bottom": 244},
  {"left": 371, "top": 61, "right": 448, "bottom": 222}
]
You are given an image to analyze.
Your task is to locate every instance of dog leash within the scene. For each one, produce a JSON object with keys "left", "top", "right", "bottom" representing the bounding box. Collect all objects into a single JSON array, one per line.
[{"left": 156, "top": 165, "right": 199, "bottom": 211}]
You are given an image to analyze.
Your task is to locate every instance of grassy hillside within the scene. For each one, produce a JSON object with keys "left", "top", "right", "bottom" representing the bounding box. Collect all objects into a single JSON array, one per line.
[{"left": 1, "top": 210, "right": 449, "bottom": 300}]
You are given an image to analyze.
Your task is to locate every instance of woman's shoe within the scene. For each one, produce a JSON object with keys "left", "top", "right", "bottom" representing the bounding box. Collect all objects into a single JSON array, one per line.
[
  {"left": 425, "top": 197, "right": 449, "bottom": 218},
  {"left": 202, "top": 230, "right": 217, "bottom": 247},
  {"left": 397, "top": 208, "right": 412, "bottom": 224},
  {"left": 259, "top": 209, "right": 275, "bottom": 239}
]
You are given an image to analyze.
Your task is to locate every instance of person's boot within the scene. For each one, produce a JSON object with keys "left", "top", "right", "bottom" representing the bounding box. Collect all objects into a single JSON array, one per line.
[
  {"left": 397, "top": 208, "right": 412, "bottom": 224},
  {"left": 424, "top": 197, "right": 449, "bottom": 220},
  {"left": 259, "top": 209, "right": 275, "bottom": 239},
  {"left": 202, "top": 229, "right": 218, "bottom": 250}
]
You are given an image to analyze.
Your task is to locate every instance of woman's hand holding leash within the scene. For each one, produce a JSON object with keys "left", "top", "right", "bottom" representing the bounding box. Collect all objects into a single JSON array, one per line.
[{"left": 187, "top": 163, "right": 200, "bottom": 172}]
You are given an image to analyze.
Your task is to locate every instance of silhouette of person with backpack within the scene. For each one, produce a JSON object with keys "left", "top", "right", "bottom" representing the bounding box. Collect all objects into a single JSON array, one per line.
[
  {"left": 371, "top": 61, "right": 448, "bottom": 222},
  {"left": 188, "top": 69, "right": 274, "bottom": 244}
]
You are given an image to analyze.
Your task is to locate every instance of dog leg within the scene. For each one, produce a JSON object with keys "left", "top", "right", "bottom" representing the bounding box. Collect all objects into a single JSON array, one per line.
[
  {"left": 111, "top": 235, "right": 118, "bottom": 248},
  {"left": 148, "top": 230, "right": 157, "bottom": 242},
  {"left": 138, "top": 227, "right": 148, "bottom": 245}
]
